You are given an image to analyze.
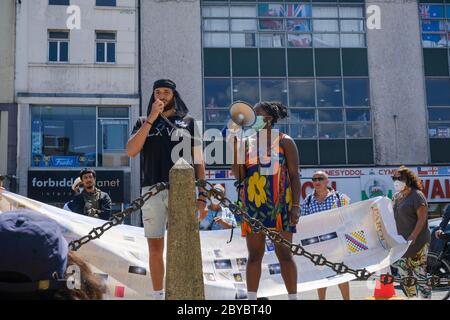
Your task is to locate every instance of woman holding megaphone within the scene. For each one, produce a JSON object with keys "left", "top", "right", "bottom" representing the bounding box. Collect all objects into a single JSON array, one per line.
[{"left": 231, "top": 101, "right": 301, "bottom": 300}]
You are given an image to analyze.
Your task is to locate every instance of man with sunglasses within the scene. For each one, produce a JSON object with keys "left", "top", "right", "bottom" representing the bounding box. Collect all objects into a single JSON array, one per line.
[{"left": 301, "top": 171, "right": 350, "bottom": 300}]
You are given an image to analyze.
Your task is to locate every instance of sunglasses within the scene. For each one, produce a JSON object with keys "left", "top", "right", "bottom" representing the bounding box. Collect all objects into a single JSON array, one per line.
[
  {"left": 312, "top": 177, "right": 325, "bottom": 182},
  {"left": 391, "top": 176, "right": 403, "bottom": 181}
]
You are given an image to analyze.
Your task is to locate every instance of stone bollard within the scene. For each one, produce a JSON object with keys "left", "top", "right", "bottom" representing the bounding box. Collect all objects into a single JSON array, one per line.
[{"left": 166, "top": 158, "right": 205, "bottom": 300}]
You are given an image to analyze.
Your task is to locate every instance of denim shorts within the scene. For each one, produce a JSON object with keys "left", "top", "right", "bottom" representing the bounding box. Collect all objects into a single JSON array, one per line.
[{"left": 141, "top": 187, "right": 169, "bottom": 239}]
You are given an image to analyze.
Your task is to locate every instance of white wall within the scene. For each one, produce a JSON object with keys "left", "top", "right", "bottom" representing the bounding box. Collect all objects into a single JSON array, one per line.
[{"left": 0, "top": 0, "right": 15, "bottom": 103}]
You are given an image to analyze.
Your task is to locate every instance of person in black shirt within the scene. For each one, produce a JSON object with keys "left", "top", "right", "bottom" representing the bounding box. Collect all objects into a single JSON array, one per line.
[
  {"left": 67, "top": 168, "right": 112, "bottom": 220},
  {"left": 126, "top": 79, "right": 207, "bottom": 300}
]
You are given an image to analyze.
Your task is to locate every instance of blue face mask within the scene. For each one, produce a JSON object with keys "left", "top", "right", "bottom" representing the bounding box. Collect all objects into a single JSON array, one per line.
[{"left": 251, "top": 116, "right": 267, "bottom": 131}]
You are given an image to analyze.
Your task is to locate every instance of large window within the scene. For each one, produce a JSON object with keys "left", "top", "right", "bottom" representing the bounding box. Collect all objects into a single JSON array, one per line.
[
  {"left": 31, "top": 106, "right": 130, "bottom": 168},
  {"left": 96, "top": 32, "right": 116, "bottom": 64},
  {"left": 419, "top": 2, "right": 450, "bottom": 163},
  {"left": 202, "top": 1, "right": 372, "bottom": 166},
  {"left": 48, "top": 31, "right": 69, "bottom": 63}
]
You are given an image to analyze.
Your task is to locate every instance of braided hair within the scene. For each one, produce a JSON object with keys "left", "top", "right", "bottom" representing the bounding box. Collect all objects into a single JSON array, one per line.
[{"left": 256, "top": 101, "right": 288, "bottom": 124}]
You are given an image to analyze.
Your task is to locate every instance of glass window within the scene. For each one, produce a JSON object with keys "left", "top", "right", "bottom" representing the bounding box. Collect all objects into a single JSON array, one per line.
[
  {"left": 347, "top": 139, "right": 373, "bottom": 164},
  {"left": 312, "top": 5, "right": 338, "bottom": 18},
  {"left": 317, "top": 78, "right": 343, "bottom": 107},
  {"left": 98, "top": 119, "right": 129, "bottom": 167},
  {"left": 204, "top": 33, "right": 230, "bottom": 47},
  {"left": 259, "top": 19, "right": 284, "bottom": 31},
  {"left": 315, "top": 49, "right": 341, "bottom": 76},
  {"left": 346, "top": 123, "right": 372, "bottom": 138},
  {"left": 291, "top": 110, "right": 316, "bottom": 122},
  {"left": 426, "top": 78, "right": 450, "bottom": 106},
  {"left": 344, "top": 78, "right": 370, "bottom": 106},
  {"left": 204, "top": 19, "right": 229, "bottom": 32},
  {"left": 96, "top": 0, "right": 116, "bottom": 6},
  {"left": 342, "top": 48, "right": 368, "bottom": 76},
  {"left": 319, "top": 139, "right": 346, "bottom": 164},
  {"left": 339, "top": 5, "right": 364, "bottom": 18},
  {"left": 423, "top": 48, "right": 450, "bottom": 76},
  {"left": 296, "top": 140, "right": 318, "bottom": 165},
  {"left": 289, "top": 79, "right": 315, "bottom": 107},
  {"left": 285, "top": 4, "right": 312, "bottom": 18},
  {"left": 202, "top": 6, "right": 229, "bottom": 17},
  {"left": 319, "top": 109, "right": 343, "bottom": 122},
  {"left": 230, "top": 5, "right": 256, "bottom": 17},
  {"left": 232, "top": 79, "right": 259, "bottom": 105},
  {"left": 232, "top": 48, "right": 258, "bottom": 76},
  {"left": 428, "top": 123, "right": 450, "bottom": 138},
  {"left": 261, "top": 79, "right": 288, "bottom": 105},
  {"left": 204, "top": 48, "right": 230, "bottom": 76},
  {"left": 291, "top": 124, "right": 317, "bottom": 139},
  {"left": 419, "top": 4, "right": 445, "bottom": 19},
  {"left": 430, "top": 139, "right": 450, "bottom": 163},
  {"left": 340, "top": 20, "right": 365, "bottom": 32},
  {"left": 258, "top": 4, "right": 284, "bottom": 17},
  {"left": 259, "top": 33, "right": 285, "bottom": 47},
  {"left": 204, "top": 78, "right": 232, "bottom": 109},
  {"left": 49, "top": 0, "right": 70, "bottom": 5},
  {"left": 421, "top": 20, "right": 446, "bottom": 32},
  {"left": 313, "top": 19, "right": 339, "bottom": 32},
  {"left": 96, "top": 32, "right": 116, "bottom": 63},
  {"left": 231, "top": 33, "right": 257, "bottom": 47},
  {"left": 260, "top": 49, "right": 286, "bottom": 76},
  {"left": 313, "top": 33, "right": 340, "bottom": 48},
  {"left": 231, "top": 19, "right": 257, "bottom": 31},
  {"left": 287, "top": 34, "right": 312, "bottom": 48},
  {"left": 346, "top": 109, "right": 370, "bottom": 122},
  {"left": 319, "top": 124, "right": 345, "bottom": 139},
  {"left": 422, "top": 33, "right": 447, "bottom": 48},
  {"left": 286, "top": 19, "right": 311, "bottom": 32},
  {"left": 48, "top": 31, "right": 69, "bottom": 63},
  {"left": 428, "top": 108, "right": 450, "bottom": 121},
  {"left": 98, "top": 107, "right": 129, "bottom": 118},
  {"left": 205, "top": 109, "right": 229, "bottom": 124},
  {"left": 340, "top": 34, "right": 365, "bottom": 47},
  {"left": 31, "top": 106, "right": 97, "bottom": 167},
  {"left": 287, "top": 49, "right": 314, "bottom": 76}
]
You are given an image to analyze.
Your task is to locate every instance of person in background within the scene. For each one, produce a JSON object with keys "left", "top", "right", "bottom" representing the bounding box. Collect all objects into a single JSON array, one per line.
[
  {"left": 63, "top": 177, "right": 83, "bottom": 212},
  {"left": 0, "top": 209, "right": 104, "bottom": 300},
  {"left": 199, "top": 184, "right": 237, "bottom": 231},
  {"left": 67, "top": 168, "right": 112, "bottom": 220},
  {"left": 391, "top": 166, "right": 431, "bottom": 299},
  {"left": 301, "top": 170, "right": 351, "bottom": 300}
]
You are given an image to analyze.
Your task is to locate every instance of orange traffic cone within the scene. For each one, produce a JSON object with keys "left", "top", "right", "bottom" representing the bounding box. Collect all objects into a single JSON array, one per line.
[{"left": 366, "top": 276, "right": 404, "bottom": 300}]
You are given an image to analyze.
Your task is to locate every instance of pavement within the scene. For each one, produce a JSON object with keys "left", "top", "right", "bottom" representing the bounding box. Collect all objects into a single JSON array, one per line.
[{"left": 270, "top": 280, "right": 449, "bottom": 300}]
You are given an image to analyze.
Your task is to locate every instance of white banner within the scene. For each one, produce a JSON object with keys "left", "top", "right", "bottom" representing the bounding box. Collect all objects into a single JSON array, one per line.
[{"left": 0, "top": 190, "right": 409, "bottom": 300}]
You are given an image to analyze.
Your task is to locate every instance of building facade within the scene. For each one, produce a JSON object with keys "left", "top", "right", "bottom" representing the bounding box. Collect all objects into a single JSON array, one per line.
[
  {"left": 0, "top": 0, "right": 18, "bottom": 192},
  {"left": 15, "top": 0, "right": 140, "bottom": 223},
  {"left": 9, "top": 0, "right": 450, "bottom": 224},
  {"left": 141, "top": 0, "right": 450, "bottom": 218}
]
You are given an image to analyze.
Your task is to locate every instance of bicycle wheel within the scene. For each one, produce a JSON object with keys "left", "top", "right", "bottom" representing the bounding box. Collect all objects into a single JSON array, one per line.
[{"left": 427, "top": 252, "right": 450, "bottom": 300}]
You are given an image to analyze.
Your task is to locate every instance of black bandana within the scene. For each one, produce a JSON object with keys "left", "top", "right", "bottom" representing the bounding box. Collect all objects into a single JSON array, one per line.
[{"left": 153, "top": 79, "right": 176, "bottom": 91}]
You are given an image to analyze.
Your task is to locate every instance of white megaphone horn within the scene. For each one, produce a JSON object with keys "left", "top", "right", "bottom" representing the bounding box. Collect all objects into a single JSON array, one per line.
[{"left": 227, "top": 101, "right": 256, "bottom": 132}]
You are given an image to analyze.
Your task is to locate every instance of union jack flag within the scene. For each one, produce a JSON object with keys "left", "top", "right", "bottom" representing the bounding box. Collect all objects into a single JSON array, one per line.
[
  {"left": 283, "top": 4, "right": 311, "bottom": 18},
  {"left": 419, "top": 4, "right": 444, "bottom": 19}
]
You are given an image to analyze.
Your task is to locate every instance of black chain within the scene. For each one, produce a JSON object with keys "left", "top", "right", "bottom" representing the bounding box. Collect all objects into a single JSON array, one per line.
[
  {"left": 68, "top": 182, "right": 169, "bottom": 251},
  {"left": 197, "top": 179, "right": 450, "bottom": 288}
]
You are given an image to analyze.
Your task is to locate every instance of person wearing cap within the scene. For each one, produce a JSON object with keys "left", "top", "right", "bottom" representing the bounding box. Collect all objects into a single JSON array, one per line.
[
  {"left": 126, "top": 79, "right": 207, "bottom": 300},
  {"left": 199, "top": 184, "right": 237, "bottom": 231},
  {"left": 67, "top": 168, "right": 112, "bottom": 220},
  {"left": 301, "top": 170, "right": 351, "bottom": 300},
  {"left": 0, "top": 209, "right": 104, "bottom": 299}
]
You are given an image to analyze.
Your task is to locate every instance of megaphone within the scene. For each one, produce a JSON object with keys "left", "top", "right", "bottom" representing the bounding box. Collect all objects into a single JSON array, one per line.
[{"left": 227, "top": 101, "right": 256, "bottom": 130}]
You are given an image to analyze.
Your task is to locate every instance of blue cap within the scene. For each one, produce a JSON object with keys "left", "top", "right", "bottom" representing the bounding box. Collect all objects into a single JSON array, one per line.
[{"left": 0, "top": 209, "right": 68, "bottom": 283}]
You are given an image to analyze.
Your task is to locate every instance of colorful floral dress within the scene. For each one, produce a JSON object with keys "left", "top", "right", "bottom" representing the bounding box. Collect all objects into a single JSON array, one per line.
[{"left": 241, "top": 133, "right": 294, "bottom": 236}]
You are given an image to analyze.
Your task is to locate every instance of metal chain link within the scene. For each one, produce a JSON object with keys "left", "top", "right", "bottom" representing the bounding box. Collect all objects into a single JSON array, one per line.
[
  {"left": 196, "top": 179, "right": 450, "bottom": 289},
  {"left": 68, "top": 182, "right": 169, "bottom": 251}
]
